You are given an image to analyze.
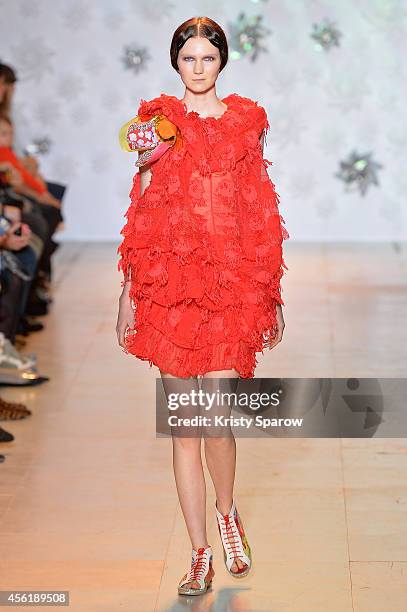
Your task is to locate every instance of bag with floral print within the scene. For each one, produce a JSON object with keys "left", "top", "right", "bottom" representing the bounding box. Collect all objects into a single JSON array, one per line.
[{"left": 119, "top": 114, "right": 178, "bottom": 167}]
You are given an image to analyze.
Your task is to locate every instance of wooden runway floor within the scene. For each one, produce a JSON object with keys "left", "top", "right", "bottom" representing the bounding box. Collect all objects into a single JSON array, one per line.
[{"left": 0, "top": 241, "right": 406, "bottom": 611}]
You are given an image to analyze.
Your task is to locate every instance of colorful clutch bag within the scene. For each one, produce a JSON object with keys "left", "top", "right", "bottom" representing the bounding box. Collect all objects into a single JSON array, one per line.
[{"left": 119, "top": 114, "right": 178, "bottom": 167}]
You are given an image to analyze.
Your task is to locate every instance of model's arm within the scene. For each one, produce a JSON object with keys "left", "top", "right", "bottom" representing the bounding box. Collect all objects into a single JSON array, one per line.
[
  {"left": 117, "top": 160, "right": 154, "bottom": 348},
  {"left": 259, "top": 128, "right": 286, "bottom": 349},
  {"left": 139, "top": 162, "right": 152, "bottom": 195}
]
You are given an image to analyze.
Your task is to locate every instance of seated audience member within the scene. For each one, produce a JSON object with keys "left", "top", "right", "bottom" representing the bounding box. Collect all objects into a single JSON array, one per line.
[
  {"left": 0, "top": 207, "right": 37, "bottom": 344},
  {"left": 0, "top": 116, "right": 60, "bottom": 207},
  {"left": 0, "top": 214, "right": 49, "bottom": 386},
  {"left": 0, "top": 218, "right": 47, "bottom": 385},
  {"left": 0, "top": 116, "right": 63, "bottom": 313},
  {"left": 0, "top": 63, "right": 31, "bottom": 159},
  {"left": 0, "top": 63, "right": 66, "bottom": 301},
  {"left": 0, "top": 64, "right": 49, "bottom": 452},
  {"left": 0, "top": 159, "right": 46, "bottom": 326}
]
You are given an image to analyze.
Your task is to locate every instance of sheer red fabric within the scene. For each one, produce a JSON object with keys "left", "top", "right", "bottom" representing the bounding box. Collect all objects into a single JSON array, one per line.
[{"left": 117, "top": 93, "right": 289, "bottom": 378}]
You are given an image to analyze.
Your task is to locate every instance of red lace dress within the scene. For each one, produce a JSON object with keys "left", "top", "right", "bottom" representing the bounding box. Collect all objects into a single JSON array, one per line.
[{"left": 117, "top": 92, "right": 289, "bottom": 378}]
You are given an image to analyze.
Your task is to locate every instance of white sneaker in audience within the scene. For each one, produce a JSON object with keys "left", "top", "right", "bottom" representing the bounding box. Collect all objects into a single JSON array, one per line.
[{"left": 0, "top": 332, "right": 37, "bottom": 369}]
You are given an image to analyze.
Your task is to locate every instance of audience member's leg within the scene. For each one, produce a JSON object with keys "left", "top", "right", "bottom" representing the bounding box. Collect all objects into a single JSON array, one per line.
[
  {"left": 13, "top": 246, "right": 38, "bottom": 321},
  {"left": 45, "top": 181, "right": 67, "bottom": 202},
  {"left": 34, "top": 203, "right": 63, "bottom": 279},
  {"left": 20, "top": 206, "right": 48, "bottom": 248},
  {"left": 0, "top": 269, "right": 24, "bottom": 344}
]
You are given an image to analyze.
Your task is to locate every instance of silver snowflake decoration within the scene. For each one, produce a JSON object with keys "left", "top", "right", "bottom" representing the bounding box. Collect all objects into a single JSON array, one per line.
[
  {"left": 122, "top": 45, "right": 150, "bottom": 73},
  {"left": 335, "top": 150, "right": 383, "bottom": 196},
  {"left": 228, "top": 12, "right": 271, "bottom": 62},
  {"left": 24, "top": 137, "right": 52, "bottom": 156},
  {"left": 311, "top": 19, "right": 342, "bottom": 52}
]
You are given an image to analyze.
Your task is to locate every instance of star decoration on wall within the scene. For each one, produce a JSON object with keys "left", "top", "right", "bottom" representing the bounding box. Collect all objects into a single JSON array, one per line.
[
  {"left": 24, "top": 137, "right": 52, "bottom": 156},
  {"left": 122, "top": 45, "right": 151, "bottom": 73},
  {"left": 228, "top": 12, "right": 271, "bottom": 62},
  {"left": 311, "top": 19, "right": 342, "bottom": 52},
  {"left": 335, "top": 150, "right": 383, "bottom": 196}
]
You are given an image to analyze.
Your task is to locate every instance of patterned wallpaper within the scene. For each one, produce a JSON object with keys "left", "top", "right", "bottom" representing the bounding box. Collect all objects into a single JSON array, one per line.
[{"left": 0, "top": 0, "right": 406, "bottom": 241}]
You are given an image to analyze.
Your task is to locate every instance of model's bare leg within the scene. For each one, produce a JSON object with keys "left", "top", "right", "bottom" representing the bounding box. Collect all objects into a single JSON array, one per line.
[
  {"left": 160, "top": 370, "right": 208, "bottom": 590},
  {"left": 201, "top": 368, "right": 247, "bottom": 572}
]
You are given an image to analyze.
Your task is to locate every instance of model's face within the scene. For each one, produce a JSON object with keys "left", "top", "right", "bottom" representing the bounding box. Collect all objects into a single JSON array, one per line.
[
  {"left": 177, "top": 36, "right": 221, "bottom": 92},
  {"left": 0, "top": 120, "right": 13, "bottom": 147}
]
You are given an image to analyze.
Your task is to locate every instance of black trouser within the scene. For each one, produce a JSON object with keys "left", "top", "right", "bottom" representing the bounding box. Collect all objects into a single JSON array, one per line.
[
  {"left": 38, "top": 181, "right": 65, "bottom": 278},
  {"left": 35, "top": 203, "right": 63, "bottom": 277},
  {"left": 20, "top": 206, "right": 48, "bottom": 245},
  {"left": 0, "top": 246, "right": 37, "bottom": 343},
  {"left": 0, "top": 268, "right": 24, "bottom": 344},
  {"left": 21, "top": 202, "right": 63, "bottom": 280}
]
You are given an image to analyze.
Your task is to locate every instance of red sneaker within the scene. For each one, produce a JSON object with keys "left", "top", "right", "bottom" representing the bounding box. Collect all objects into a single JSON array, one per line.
[
  {"left": 215, "top": 499, "right": 252, "bottom": 577},
  {"left": 178, "top": 545, "right": 215, "bottom": 596}
]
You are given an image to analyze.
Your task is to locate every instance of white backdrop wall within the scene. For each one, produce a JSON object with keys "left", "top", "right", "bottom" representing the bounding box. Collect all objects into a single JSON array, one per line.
[{"left": 0, "top": 0, "right": 406, "bottom": 242}]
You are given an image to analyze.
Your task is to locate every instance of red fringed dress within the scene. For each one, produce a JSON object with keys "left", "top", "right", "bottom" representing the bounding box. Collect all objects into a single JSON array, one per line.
[{"left": 117, "top": 92, "right": 289, "bottom": 378}]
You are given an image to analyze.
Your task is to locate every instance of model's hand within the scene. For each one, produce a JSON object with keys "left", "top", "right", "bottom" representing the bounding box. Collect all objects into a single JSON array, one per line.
[
  {"left": 116, "top": 285, "right": 135, "bottom": 350},
  {"left": 263, "top": 303, "right": 285, "bottom": 350}
]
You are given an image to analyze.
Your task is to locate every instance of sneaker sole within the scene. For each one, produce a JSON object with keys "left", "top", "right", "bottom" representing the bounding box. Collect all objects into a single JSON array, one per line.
[
  {"left": 178, "top": 580, "right": 213, "bottom": 596},
  {"left": 0, "top": 370, "right": 48, "bottom": 386}
]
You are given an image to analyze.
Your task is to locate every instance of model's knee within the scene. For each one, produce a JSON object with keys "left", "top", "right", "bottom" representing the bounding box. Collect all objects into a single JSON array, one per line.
[
  {"left": 203, "top": 435, "right": 234, "bottom": 450},
  {"left": 172, "top": 435, "right": 201, "bottom": 454}
]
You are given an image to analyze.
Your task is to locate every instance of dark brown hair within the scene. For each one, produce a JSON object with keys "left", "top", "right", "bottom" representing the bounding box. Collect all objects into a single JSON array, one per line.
[
  {"left": 0, "top": 64, "right": 18, "bottom": 84},
  {"left": 170, "top": 16, "right": 228, "bottom": 73},
  {"left": 0, "top": 64, "right": 17, "bottom": 119}
]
